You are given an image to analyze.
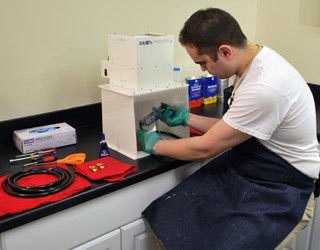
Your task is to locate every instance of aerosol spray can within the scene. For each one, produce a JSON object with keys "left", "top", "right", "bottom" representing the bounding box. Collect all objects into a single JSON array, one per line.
[
  {"left": 140, "top": 111, "right": 159, "bottom": 126},
  {"left": 218, "top": 78, "right": 229, "bottom": 102}
]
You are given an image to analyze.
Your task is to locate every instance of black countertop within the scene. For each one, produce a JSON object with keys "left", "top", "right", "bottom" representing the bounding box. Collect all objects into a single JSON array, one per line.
[
  {"left": 0, "top": 83, "right": 319, "bottom": 233},
  {"left": 0, "top": 102, "right": 226, "bottom": 233},
  {"left": 0, "top": 124, "right": 188, "bottom": 233}
]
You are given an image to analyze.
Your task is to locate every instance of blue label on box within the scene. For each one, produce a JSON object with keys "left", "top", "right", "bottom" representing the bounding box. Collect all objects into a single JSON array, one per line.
[
  {"left": 202, "top": 75, "right": 218, "bottom": 98},
  {"left": 187, "top": 78, "right": 202, "bottom": 101},
  {"left": 23, "top": 139, "right": 34, "bottom": 145}
]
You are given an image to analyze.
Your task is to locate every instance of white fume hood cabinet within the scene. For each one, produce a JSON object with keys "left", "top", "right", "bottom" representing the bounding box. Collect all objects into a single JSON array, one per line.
[{"left": 100, "top": 33, "right": 189, "bottom": 159}]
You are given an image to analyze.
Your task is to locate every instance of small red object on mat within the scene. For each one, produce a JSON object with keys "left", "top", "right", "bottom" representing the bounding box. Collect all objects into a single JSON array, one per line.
[
  {"left": 74, "top": 157, "right": 137, "bottom": 182},
  {"left": 0, "top": 165, "right": 91, "bottom": 217}
]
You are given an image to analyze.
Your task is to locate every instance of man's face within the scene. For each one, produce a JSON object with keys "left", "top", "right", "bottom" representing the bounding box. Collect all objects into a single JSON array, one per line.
[{"left": 185, "top": 44, "right": 232, "bottom": 79}]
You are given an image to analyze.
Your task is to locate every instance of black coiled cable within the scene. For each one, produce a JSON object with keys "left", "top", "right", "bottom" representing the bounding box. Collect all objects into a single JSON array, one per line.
[{"left": 2, "top": 167, "right": 74, "bottom": 198}]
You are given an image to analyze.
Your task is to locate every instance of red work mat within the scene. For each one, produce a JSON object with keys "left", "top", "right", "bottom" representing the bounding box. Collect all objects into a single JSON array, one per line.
[
  {"left": 74, "top": 157, "right": 137, "bottom": 182},
  {"left": 0, "top": 165, "right": 91, "bottom": 217}
]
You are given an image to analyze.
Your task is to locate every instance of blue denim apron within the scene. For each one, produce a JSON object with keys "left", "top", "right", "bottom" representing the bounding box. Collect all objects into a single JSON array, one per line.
[{"left": 142, "top": 138, "right": 315, "bottom": 250}]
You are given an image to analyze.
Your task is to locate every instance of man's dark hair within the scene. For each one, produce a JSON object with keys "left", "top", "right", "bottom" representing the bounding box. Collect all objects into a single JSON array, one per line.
[{"left": 179, "top": 8, "right": 247, "bottom": 61}]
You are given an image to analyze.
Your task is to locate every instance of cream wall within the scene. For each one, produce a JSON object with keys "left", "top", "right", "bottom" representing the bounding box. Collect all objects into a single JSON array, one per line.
[
  {"left": 0, "top": 0, "right": 257, "bottom": 122},
  {"left": 1, "top": 0, "right": 319, "bottom": 123},
  {"left": 255, "top": 0, "right": 320, "bottom": 85}
]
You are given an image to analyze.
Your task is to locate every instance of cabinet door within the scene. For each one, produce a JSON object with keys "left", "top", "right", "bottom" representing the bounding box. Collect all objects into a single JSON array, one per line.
[
  {"left": 71, "top": 229, "right": 121, "bottom": 250},
  {"left": 121, "top": 218, "right": 158, "bottom": 250}
]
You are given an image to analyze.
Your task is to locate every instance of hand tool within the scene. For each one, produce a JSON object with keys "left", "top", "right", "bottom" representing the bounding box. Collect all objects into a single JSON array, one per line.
[
  {"left": 23, "top": 154, "right": 57, "bottom": 167},
  {"left": 24, "top": 153, "right": 87, "bottom": 166},
  {"left": 10, "top": 148, "right": 57, "bottom": 165},
  {"left": 139, "top": 103, "right": 166, "bottom": 129},
  {"left": 14, "top": 148, "right": 56, "bottom": 158}
]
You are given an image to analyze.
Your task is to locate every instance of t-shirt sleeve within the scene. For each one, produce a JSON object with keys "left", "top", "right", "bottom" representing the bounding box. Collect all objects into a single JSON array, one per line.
[{"left": 223, "top": 84, "right": 291, "bottom": 140}]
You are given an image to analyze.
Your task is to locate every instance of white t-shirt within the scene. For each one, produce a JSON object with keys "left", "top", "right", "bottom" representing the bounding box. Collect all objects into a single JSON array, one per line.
[{"left": 223, "top": 46, "right": 320, "bottom": 179}]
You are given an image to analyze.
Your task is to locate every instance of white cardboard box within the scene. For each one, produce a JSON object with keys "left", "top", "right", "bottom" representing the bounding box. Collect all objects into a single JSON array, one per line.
[
  {"left": 104, "top": 34, "right": 174, "bottom": 91},
  {"left": 13, "top": 122, "right": 77, "bottom": 153}
]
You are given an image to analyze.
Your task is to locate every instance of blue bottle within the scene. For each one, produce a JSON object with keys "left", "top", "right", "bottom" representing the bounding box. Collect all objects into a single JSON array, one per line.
[{"left": 99, "top": 133, "right": 110, "bottom": 157}]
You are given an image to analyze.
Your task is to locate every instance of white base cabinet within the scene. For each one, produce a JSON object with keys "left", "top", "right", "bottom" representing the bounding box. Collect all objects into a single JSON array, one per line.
[
  {"left": 72, "top": 229, "right": 121, "bottom": 250},
  {"left": 71, "top": 218, "right": 158, "bottom": 250},
  {"left": 121, "top": 218, "right": 157, "bottom": 250}
]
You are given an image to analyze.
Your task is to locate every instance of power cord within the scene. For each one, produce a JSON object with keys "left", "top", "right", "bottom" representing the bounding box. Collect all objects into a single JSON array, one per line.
[{"left": 2, "top": 167, "right": 74, "bottom": 198}]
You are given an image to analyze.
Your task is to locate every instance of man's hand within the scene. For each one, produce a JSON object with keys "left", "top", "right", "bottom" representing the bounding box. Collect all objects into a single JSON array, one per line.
[
  {"left": 136, "top": 129, "right": 161, "bottom": 154},
  {"left": 153, "top": 103, "right": 190, "bottom": 127}
]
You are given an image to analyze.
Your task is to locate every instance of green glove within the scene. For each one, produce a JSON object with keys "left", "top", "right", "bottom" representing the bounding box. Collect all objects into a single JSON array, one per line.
[
  {"left": 153, "top": 103, "right": 190, "bottom": 127},
  {"left": 136, "top": 129, "right": 161, "bottom": 154}
]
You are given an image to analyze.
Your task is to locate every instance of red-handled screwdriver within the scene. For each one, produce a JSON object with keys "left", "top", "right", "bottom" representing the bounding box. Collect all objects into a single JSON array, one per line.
[
  {"left": 10, "top": 148, "right": 57, "bottom": 165},
  {"left": 23, "top": 154, "right": 57, "bottom": 167}
]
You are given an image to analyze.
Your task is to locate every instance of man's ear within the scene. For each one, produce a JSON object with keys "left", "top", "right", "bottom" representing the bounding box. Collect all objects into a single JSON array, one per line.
[{"left": 218, "top": 45, "right": 233, "bottom": 60}]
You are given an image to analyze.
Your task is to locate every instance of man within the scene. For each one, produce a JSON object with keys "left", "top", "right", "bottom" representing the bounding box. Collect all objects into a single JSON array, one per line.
[{"left": 137, "top": 8, "right": 320, "bottom": 250}]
